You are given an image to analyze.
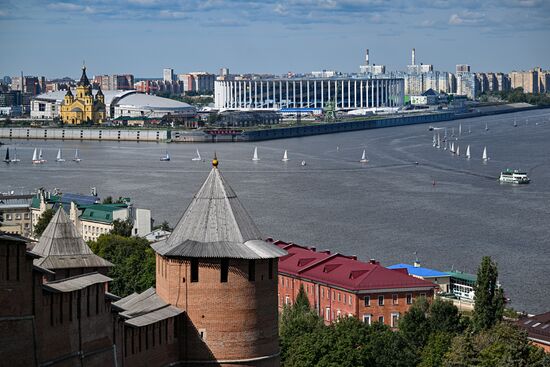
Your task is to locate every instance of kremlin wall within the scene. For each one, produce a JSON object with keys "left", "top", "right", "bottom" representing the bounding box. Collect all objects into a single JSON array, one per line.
[{"left": 0, "top": 159, "right": 436, "bottom": 367}]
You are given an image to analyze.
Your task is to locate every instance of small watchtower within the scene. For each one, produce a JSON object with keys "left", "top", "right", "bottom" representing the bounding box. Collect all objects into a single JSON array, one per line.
[{"left": 152, "top": 157, "right": 286, "bottom": 366}]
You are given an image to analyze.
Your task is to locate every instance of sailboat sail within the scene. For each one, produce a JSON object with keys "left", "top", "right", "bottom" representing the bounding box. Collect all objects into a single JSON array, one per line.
[
  {"left": 456, "top": 145, "right": 460, "bottom": 156},
  {"left": 11, "top": 147, "right": 19, "bottom": 162},
  {"left": 192, "top": 149, "right": 201, "bottom": 161},
  {"left": 459, "top": 124, "right": 462, "bottom": 136},
  {"left": 360, "top": 149, "right": 368, "bottom": 163},
  {"left": 432, "top": 133, "right": 437, "bottom": 147},
  {"left": 4, "top": 148, "right": 9, "bottom": 162},
  {"left": 252, "top": 147, "right": 260, "bottom": 161},
  {"left": 466, "top": 145, "right": 471, "bottom": 159},
  {"left": 32, "top": 148, "right": 38, "bottom": 162},
  {"left": 282, "top": 150, "right": 289, "bottom": 162},
  {"left": 73, "top": 149, "right": 81, "bottom": 162},
  {"left": 56, "top": 149, "right": 65, "bottom": 162},
  {"left": 437, "top": 134, "right": 441, "bottom": 148},
  {"left": 482, "top": 147, "right": 488, "bottom": 161}
]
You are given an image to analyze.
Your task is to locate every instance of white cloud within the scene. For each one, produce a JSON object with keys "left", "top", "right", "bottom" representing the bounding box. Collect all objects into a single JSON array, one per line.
[
  {"left": 47, "top": 2, "right": 83, "bottom": 11},
  {"left": 159, "top": 10, "right": 186, "bottom": 19},
  {"left": 448, "top": 10, "right": 485, "bottom": 26}
]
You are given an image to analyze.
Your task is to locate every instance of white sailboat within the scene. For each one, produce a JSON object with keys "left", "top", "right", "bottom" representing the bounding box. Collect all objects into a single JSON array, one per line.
[
  {"left": 432, "top": 133, "right": 437, "bottom": 147},
  {"left": 160, "top": 150, "right": 170, "bottom": 161},
  {"left": 450, "top": 142, "right": 455, "bottom": 154},
  {"left": 56, "top": 148, "right": 65, "bottom": 162},
  {"left": 468, "top": 125, "right": 471, "bottom": 134},
  {"left": 444, "top": 140, "right": 448, "bottom": 150},
  {"left": 513, "top": 119, "right": 518, "bottom": 127},
  {"left": 252, "top": 147, "right": 260, "bottom": 161},
  {"left": 72, "top": 149, "right": 81, "bottom": 162},
  {"left": 482, "top": 146, "right": 488, "bottom": 162},
  {"left": 32, "top": 148, "right": 40, "bottom": 164},
  {"left": 459, "top": 123, "right": 462, "bottom": 136},
  {"left": 38, "top": 149, "right": 47, "bottom": 163},
  {"left": 456, "top": 145, "right": 460, "bottom": 156},
  {"left": 10, "top": 147, "right": 20, "bottom": 162},
  {"left": 485, "top": 122, "right": 489, "bottom": 131},
  {"left": 437, "top": 134, "right": 441, "bottom": 149},
  {"left": 3, "top": 148, "right": 10, "bottom": 163},
  {"left": 360, "top": 149, "right": 369, "bottom": 163},
  {"left": 301, "top": 160, "right": 306, "bottom": 166},
  {"left": 466, "top": 145, "right": 471, "bottom": 159},
  {"left": 282, "top": 150, "right": 289, "bottom": 162},
  {"left": 192, "top": 148, "right": 201, "bottom": 161}
]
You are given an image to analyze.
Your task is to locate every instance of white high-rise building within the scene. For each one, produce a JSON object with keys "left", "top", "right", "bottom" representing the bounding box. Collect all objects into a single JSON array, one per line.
[{"left": 163, "top": 68, "right": 174, "bottom": 82}]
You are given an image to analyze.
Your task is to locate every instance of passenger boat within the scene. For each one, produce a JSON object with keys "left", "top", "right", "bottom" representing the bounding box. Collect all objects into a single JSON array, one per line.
[{"left": 499, "top": 169, "right": 530, "bottom": 184}]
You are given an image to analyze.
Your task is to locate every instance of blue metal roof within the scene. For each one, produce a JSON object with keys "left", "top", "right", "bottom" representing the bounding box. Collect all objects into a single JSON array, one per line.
[
  {"left": 388, "top": 263, "right": 448, "bottom": 278},
  {"left": 60, "top": 193, "right": 99, "bottom": 206}
]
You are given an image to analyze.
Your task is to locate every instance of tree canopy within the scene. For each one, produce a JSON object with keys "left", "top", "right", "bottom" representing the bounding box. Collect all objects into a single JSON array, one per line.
[
  {"left": 33, "top": 208, "right": 55, "bottom": 237},
  {"left": 111, "top": 218, "right": 134, "bottom": 237},
  {"left": 89, "top": 234, "right": 155, "bottom": 297},
  {"left": 473, "top": 256, "right": 505, "bottom": 332}
]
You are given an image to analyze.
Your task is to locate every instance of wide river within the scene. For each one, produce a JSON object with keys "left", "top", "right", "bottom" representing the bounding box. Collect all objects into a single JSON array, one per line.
[{"left": 2, "top": 109, "right": 550, "bottom": 313}]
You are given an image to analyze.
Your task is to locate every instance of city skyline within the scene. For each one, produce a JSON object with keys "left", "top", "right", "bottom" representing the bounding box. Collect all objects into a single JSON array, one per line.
[{"left": 1, "top": 0, "right": 549, "bottom": 78}]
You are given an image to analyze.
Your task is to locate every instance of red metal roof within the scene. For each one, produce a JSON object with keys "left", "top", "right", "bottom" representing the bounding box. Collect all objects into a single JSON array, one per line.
[{"left": 272, "top": 240, "right": 436, "bottom": 292}]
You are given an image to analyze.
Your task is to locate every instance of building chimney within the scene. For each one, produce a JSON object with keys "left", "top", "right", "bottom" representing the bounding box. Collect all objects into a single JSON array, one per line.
[
  {"left": 310, "top": 246, "right": 316, "bottom": 252},
  {"left": 412, "top": 48, "right": 416, "bottom": 66},
  {"left": 365, "top": 49, "right": 370, "bottom": 66}
]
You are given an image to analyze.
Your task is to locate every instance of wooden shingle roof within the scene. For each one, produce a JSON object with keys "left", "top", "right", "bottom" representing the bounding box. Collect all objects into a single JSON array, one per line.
[
  {"left": 152, "top": 166, "right": 286, "bottom": 259},
  {"left": 32, "top": 209, "right": 112, "bottom": 270}
]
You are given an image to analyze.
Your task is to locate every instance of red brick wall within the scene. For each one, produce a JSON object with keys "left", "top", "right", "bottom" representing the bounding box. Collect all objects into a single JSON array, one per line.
[
  {"left": 0, "top": 240, "right": 34, "bottom": 317},
  {"left": 356, "top": 290, "right": 434, "bottom": 327},
  {"left": 278, "top": 272, "right": 434, "bottom": 328},
  {"left": 156, "top": 255, "right": 280, "bottom": 366}
]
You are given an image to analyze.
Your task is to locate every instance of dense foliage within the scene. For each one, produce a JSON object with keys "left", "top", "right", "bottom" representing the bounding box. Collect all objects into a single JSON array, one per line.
[
  {"left": 279, "top": 257, "right": 549, "bottom": 367},
  {"left": 33, "top": 208, "right": 55, "bottom": 237},
  {"left": 480, "top": 88, "right": 550, "bottom": 106},
  {"left": 472, "top": 256, "right": 505, "bottom": 332},
  {"left": 111, "top": 218, "right": 134, "bottom": 237},
  {"left": 89, "top": 234, "right": 155, "bottom": 297}
]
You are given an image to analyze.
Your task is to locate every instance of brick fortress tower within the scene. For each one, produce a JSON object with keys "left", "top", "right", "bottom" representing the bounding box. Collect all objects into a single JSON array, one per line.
[{"left": 152, "top": 156, "right": 287, "bottom": 366}]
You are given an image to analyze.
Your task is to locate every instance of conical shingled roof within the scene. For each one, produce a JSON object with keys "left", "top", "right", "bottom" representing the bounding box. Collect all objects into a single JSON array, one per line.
[
  {"left": 33, "top": 209, "right": 112, "bottom": 270},
  {"left": 77, "top": 66, "right": 90, "bottom": 87},
  {"left": 152, "top": 166, "right": 287, "bottom": 259}
]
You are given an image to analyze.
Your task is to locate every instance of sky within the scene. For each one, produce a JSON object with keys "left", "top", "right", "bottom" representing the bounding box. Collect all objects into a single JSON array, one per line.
[{"left": 0, "top": 0, "right": 549, "bottom": 79}]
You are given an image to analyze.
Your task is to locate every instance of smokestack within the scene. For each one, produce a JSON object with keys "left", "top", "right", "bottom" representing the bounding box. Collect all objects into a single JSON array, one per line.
[
  {"left": 412, "top": 48, "right": 416, "bottom": 66},
  {"left": 365, "top": 49, "right": 370, "bottom": 66}
]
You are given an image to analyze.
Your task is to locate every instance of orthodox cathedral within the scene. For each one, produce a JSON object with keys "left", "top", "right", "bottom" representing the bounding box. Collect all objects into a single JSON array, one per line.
[{"left": 60, "top": 66, "right": 106, "bottom": 124}]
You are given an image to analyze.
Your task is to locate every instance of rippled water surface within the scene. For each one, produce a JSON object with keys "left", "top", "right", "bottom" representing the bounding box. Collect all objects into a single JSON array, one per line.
[{"left": 2, "top": 109, "right": 550, "bottom": 313}]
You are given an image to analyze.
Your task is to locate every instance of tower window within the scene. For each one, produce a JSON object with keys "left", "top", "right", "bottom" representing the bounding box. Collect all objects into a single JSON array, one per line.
[
  {"left": 248, "top": 260, "right": 255, "bottom": 281},
  {"left": 220, "top": 259, "right": 229, "bottom": 283},
  {"left": 191, "top": 259, "right": 199, "bottom": 282}
]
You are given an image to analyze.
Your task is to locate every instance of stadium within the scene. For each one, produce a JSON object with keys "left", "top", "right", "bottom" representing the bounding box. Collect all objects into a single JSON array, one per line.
[{"left": 31, "top": 90, "right": 196, "bottom": 120}]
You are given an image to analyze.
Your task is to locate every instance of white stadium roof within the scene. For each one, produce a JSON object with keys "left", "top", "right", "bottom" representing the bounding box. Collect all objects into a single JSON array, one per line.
[
  {"left": 33, "top": 89, "right": 136, "bottom": 106},
  {"left": 116, "top": 93, "right": 193, "bottom": 111}
]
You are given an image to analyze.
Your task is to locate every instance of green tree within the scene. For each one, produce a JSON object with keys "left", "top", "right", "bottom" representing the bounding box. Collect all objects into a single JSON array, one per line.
[
  {"left": 33, "top": 208, "right": 55, "bottom": 237},
  {"left": 473, "top": 256, "right": 505, "bottom": 331},
  {"left": 398, "top": 296, "right": 431, "bottom": 349},
  {"left": 89, "top": 234, "right": 155, "bottom": 297},
  {"left": 159, "top": 220, "right": 171, "bottom": 231},
  {"left": 443, "top": 323, "right": 550, "bottom": 367},
  {"left": 279, "top": 285, "right": 324, "bottom": 364},
  {"left": 429, "top": 298, "right": 464, "bottom": 334},
  {"left": 111, "top": 218, "right": 134, "bottom": 237},
  {"left": 419, "top": 332, "right": 453, "bottom": 367}
]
